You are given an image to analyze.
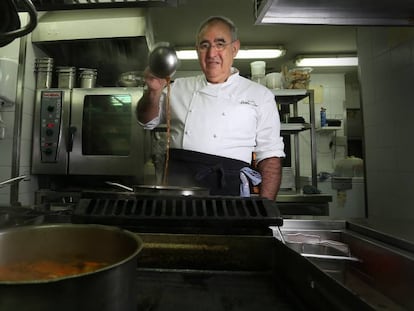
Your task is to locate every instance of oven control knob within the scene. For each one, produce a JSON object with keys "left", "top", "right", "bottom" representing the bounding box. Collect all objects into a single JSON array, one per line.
[
  {"left": 47, "top": 105, "right": 55, "bottom": 112},
  {"left": 46, "top": 129, "right": 54, "bottom": 136}
]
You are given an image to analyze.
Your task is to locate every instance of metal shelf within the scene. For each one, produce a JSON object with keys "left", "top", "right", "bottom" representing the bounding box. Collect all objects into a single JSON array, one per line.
[
  {"left": 272, "top": 89, "right": 309, "bottom": 104},
  {"left": 274, "top": 89, "right": 318, "bottom": 192},
  {"left": 281, "top": 123, "right": 311, "bottom": 134},
  {"left": 316, "top": 126, "right": 342, "bottom": 132}
]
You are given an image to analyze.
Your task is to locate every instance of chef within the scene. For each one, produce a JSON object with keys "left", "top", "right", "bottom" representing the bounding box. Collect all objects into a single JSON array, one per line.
[{"left": 137, "top": 15, "right": 285, "bottom": 200}]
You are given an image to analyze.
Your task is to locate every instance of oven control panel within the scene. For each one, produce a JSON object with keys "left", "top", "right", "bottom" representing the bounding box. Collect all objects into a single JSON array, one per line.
[{"left": 40, "top": 91, "right": 63, "bottom": 162}]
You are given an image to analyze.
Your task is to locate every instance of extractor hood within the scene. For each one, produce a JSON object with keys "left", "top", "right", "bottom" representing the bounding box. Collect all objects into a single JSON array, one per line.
[
  {"left": 32, "top": 8, "right": 154, "bottom": 43},
  {"left": 17, "top": 0, "right": 177, "bottom": 11},
  {"left": 255, "top": 0, "right": 414, "bottom": 26},
  {"left": 31, "top": 8, "right": 155, "bottom": 86}
]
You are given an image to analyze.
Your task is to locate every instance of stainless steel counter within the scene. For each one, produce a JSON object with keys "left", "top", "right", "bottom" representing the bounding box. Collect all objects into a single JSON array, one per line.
[
  {"left": 274, "top": 219, "right": 414, "bottom": 310},
  {"left": 276, "top": 193, "right": 332, "bottom": 216},
  {"left": 134, "top": 228, "right": 389, "bottom": 311},
  {"left": 277, "top": 193, "right": 332, "bottom": 203},
  {"left": 347, "top": 217, "right": 414, "bottom": 250}
]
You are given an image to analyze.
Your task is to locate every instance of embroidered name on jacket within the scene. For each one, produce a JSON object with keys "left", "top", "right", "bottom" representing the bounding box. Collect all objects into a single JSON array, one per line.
[{"left": 240, "top": 100, "right": 257, "bottom": 106}]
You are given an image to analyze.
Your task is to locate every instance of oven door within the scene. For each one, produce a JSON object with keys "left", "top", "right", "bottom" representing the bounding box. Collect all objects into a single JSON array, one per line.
[{"left": 69, "top": 87, "right": 145, "bottom": 176}]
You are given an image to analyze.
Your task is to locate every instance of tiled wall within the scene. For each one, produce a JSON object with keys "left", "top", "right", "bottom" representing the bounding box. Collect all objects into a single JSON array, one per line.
[
  {"left": 18, "top": 27, "right": 41, "bottom": 206},
  {"left": 0, "top": 36, "right": 20, "bottom": 205},
  {"left": 0, "top": 13, "right": 39, "bottom": 206},
  {"left": 357, "top": 27, "right": 414, "bottom": 221}
]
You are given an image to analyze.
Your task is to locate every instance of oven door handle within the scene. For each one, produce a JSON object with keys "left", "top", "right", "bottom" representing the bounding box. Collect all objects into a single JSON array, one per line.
[{"left": 67, "top": 126, "right": 77, "bottom": 152}]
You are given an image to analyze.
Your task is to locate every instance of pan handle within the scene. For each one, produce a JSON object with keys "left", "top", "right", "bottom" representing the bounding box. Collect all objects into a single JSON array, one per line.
[
  {"left": 0, "top": 175, "right": 26, "bottom": 188},
  {"left": 105, "top": 181, "right": 134, "bottom": 192},
  {"left": 301, "top": 253, "right": 361, "bottom": 262}
]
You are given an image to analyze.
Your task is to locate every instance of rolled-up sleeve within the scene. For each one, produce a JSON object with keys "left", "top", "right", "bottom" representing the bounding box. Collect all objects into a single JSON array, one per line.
[
  {"left": 137, "top": 93, "right": 166, "bottom": 130},
  {"left": 254, "top": 89, "right": 285, "bottom": 163}
]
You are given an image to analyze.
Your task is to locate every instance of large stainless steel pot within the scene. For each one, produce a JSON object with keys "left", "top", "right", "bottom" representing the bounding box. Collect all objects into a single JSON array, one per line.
[{"left": 0, "top": 224, "right": 142, "bottom": 311}]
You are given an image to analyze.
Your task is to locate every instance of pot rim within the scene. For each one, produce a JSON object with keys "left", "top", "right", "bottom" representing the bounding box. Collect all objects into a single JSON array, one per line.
[{"left": 0, "top": 224, "right": 142, "bottom": 285}]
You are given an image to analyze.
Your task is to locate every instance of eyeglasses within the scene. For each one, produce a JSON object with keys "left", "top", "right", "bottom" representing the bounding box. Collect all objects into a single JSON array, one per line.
[{"left": 197, "top": 41, "right": 232, "bottom": 52}]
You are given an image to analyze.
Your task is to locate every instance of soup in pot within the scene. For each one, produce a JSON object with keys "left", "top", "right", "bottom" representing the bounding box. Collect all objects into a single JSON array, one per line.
[{"left": 0, "top": 259, "right": 108, "bottom": 282}]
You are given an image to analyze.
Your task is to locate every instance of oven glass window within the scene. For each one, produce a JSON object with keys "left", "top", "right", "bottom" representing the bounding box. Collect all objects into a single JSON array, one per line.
[{"left": 82, "top": 94, "right": 131, "bottom": 155}]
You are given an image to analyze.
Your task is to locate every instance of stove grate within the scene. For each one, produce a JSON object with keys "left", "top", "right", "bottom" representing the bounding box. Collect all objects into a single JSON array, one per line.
[{"left": 72, "top": 196, "right": 283, "bottom": 233}]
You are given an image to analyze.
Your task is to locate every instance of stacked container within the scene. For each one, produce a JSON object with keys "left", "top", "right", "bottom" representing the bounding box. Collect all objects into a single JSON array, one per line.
[
  {"left": 250, "top": 61, "right": 266, "bottom": 86},
  {"left": 79, "top": 68, "right": 97, "bottom": 88},
  {"left": 56, "top": 66, "right": 76, "bottom": 89},
  {"left": 34, "top": 58, "right": 54, "bottom": 89}
]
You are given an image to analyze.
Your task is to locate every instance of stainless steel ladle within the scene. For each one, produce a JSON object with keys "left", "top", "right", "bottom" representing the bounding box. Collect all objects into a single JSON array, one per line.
[{"left": 148, "top": 42, "right": 179, "bottom": 79}]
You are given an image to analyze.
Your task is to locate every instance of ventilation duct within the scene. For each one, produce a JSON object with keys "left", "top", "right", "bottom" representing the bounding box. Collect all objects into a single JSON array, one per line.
[{"left": 255, "top": 0, "right": 414, "bottom": 26}]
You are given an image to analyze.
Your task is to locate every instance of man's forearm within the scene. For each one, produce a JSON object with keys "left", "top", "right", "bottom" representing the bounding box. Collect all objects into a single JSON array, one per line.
[
  {"left": 136, "top": 89, "right": 163, "bottom": 124},
  {"left": 257, "top": 157, "right": 282, "bottom": 200}
]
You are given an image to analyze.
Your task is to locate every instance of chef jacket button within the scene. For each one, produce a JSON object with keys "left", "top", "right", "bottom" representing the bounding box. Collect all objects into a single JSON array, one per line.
[
  {"left": 185, "top": 130, "right": 189, "bottom": 135},
  {"left": 222, "top": 112, "right": 226, "bottom": 116},
  {"left": 213, "top": 134, "right": 217, "bottom": 138}
]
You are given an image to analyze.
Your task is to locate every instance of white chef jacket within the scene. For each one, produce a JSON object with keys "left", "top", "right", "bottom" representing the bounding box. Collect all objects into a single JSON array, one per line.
[{"left": 142, "top": 68, "right": 285, "bottom": 164}]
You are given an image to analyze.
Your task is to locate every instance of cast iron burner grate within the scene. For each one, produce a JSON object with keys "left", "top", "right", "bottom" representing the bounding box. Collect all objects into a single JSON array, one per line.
[{"left": 72, "top": 195, "right": 283, "bottom": 235}]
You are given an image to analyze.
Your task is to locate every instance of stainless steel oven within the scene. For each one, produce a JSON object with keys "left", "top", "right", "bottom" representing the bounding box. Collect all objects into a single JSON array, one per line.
[{"left": 31, "top": 87, "right": 146, "bottom": 177}]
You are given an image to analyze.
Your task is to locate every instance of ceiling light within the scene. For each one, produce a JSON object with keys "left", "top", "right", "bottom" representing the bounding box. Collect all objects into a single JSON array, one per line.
[
  {"left": 176, "top": 48, "right": 286, "bottom": 60},
  {"left": 296, "top": 56, "right": 358, "bottom": 67},
  {"left": 176, "top": 50, "right": 198, "bottom": 60},
  {"left": 237, "top": 48, "right": 285, "bottom": 59}
]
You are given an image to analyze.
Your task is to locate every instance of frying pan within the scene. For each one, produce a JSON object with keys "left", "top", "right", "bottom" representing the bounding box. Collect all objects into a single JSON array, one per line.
[{"left": 105, "top": 181, "right": 209, "bottom": 196}]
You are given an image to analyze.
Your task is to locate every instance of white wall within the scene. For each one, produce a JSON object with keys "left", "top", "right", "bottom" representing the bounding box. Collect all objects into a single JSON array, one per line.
[
  {"left": 295, "top": 73, "right": 347, "bottom": 177},
  {"left": 357, "top": 27, "right": 414, "bottom": 221}
]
